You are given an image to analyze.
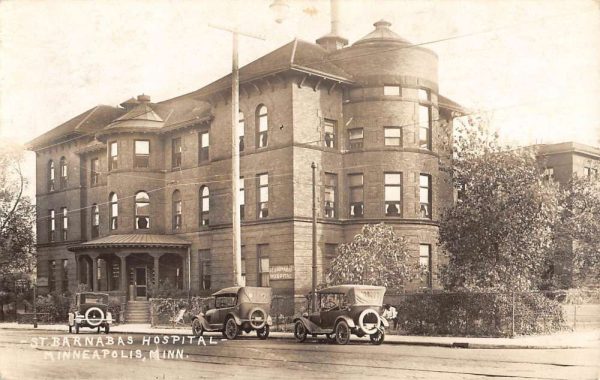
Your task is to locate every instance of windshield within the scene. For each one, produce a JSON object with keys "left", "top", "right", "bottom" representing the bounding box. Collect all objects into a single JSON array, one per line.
[{"left": 215, "top": 295, "right": 237, "bottom": 308}]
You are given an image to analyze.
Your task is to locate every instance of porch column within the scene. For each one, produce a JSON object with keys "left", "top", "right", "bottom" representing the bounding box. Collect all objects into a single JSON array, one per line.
[
  {"left": 179, "top": 252, "right": 189, "bottom": 291},
  {"left": 116, "top": 253, "right": 128, "bottom": 294},
  {"left": 75, "top": 256, "right": 80, "bottom": 285},
  {"left": 150, "top": 252, "right": 163, "bottom": 286},
  {"left": 90, "top": 253, "right": 99, "bottom": 291}
]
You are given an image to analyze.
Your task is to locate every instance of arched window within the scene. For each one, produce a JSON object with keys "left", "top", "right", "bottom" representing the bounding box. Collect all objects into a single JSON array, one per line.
[
  {"left": 109, "top": 193, "right": 118, "bottom": 230},
  {"left": 135, "top": 191, "right": 150, "bottom": 230},
  {"left": 91, "top": 204, "right": 99, "bottom": 238},
  {"left": 172, "top": 190, "right": 182, "bottom": 230},
  {"left": 238, "top": 111, "right": 245, "bottom": 152},
  {"left": 48, "top": 160, "right": 55, "bottom": 192},
  {"left": 256, "top": 105, "right": 268, "bottom": 148},
  {"left": 200, "top": 186, "right": 209, "bottom": 226},
  {"left": 59, "top": 157, "right": 67, "bottom": 189}
]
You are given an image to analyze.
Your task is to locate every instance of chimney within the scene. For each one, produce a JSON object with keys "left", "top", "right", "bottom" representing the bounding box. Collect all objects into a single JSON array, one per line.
[
  {"left": 316, "top": 0, "right": 348, "bottom": 52},
  {"left": 137, "top": 94, "right": 151, "bottom": 103}
]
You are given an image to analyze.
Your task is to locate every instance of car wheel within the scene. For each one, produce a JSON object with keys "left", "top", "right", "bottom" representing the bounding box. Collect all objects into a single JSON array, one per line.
[
  {"left": 256, "top": 325, "right": 270, "bottom": 340},
  {"left": 105, "top": 324, "right": 110, "bottom": 334},
  {"left": 224, "top": 318, "right": 239, "bottom": 340},
  {"left": 294, "top": 321, "right": 307, "bottom": 343},
  {"left": 370, "top": 329, "right": 385, "bottom": 345},
  {"left": 326, "top": 333, "right": 336, "bottom": 344},
  {"left": 75, "top": 324, "right": 80, "bottom": 334},
  {"left": 335, "top": 321, "right": 351, "bottom": 345},
  {"left": 192, "top": 319, "right": 204, "bottom": 337}
]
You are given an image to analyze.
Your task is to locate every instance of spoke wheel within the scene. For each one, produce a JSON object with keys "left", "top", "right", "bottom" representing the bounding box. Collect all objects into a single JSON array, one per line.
[
  {"left": 224, "top": 318, "right": 239, "bottom": 340},
  {"left": 370, "top": 329, "right": 385, "bottom": 345},
  {"left": 294, "top": 321, "right": 308, "bottom": 343},
  {"left": 256, "top": 325, "right": 270, "bottom": 340},
  {"left": 192, "top": 319, "right": 204, "bottom": 337},
  {"left": 335, "top": 321, "right": 351, "bottom": 345}
]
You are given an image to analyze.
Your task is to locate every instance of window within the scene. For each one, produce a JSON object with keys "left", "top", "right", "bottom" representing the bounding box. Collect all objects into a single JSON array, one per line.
[
  {"left": 59, "top": 157, "right": 67, "bottom": 189},
  {"left": 62, "top": 259, "right": 69, "bottom": 291},
  {"left": 91, "top": 204, "right": 99, "bottom": 238},
  {"left": 172, "top": 190, "right": 182, "bottom": 230},
  {"left": 109, "top": 193, "right": 118, "bottom": 230},
  {"left": 200, "top": 186, "right": 209, "bottom": 226},
  {"left": 199, "top": 249, "right": 211, "bottom": 290},
  {"left": 258, "top": 245, "right": 269, "bottom": 287},
  {"left": 324, "top": 119, "right": 337, "bottom": 148},
  {"left": 383, "top": 85, "right": 400, "bottom": 96},
  {"left": 584, "top": 166, "right": 598, "bottom": 177},
  {"left": 135, "top": 191, "right": 150, "bottom": 229},
  {"left": 419, "top": 105, "right": 431, "bottom": 150},
  {"left": 172, "top": 138, "right": 182, "bottom": 168},
  {"left": 385, "top": 173, "right": 402, "bottom": 216},
  {"left": 418, "top": 88, "right": 430, "bottom": 101},
  {"left": 61, "top": 207, "right": 68, "bottom": 240},
  {"left": 48, "top": 160, "right": 55, "bottom": 192},
  {"left": 257, "top": 173, "right": 269, "bottom": 218},
  {"left": 349, "top": 173, "right": 364, "bottom": 217},
  {"left": 419, "top": 174, "right": 432, "bottom": 219},
  {"left": 543, "top": 167, "right": 554, "bottom": 182},
  {"left": 199, "top": 131, "right": 209, "bottom": 162},
  {"left": 238, "top": 112, "right": 245, "bottom": 152},
  {"left": 324, "top": 173, "right": 337, "bottom": 218},
  {"left": 256, "top": 105, "right": 268, "bottom": 148},
  {"left": 134, "top": 140, "right": 150, "bottom": 168},
  {"left": 348, "top": 128, "right": 364, "bottom": 150},
  {"left": 48, "top": 260, "right": 56, "bottom": 292},
  {"left": 419, "top": 244, "right": 432, "bottom": 287},
  {"left": 239, "top": 177, "right": 245, "bottom": 220},
  {"left": 384, "top": 127, "right": 402, "bottom": 146},
  {"left": 109, "top": 141, "right": 118, "bottom": 170},
  {"left": 91, "top": 158, "right": 99, "bottom": 186},
  {"left": 241, "top": 250, "right": 247, "bottom": 285},
  {"left": 48, "top": 209, "right": 55, "bottom": 242}
]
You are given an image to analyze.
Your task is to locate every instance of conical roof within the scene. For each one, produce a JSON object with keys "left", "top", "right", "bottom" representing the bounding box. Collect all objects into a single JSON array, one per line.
[{"left": 353, "top": 19, "right": 412, "bottom": 46}]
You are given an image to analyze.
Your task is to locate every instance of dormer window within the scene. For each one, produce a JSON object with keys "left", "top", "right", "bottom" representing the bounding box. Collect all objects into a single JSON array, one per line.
[{"left": 384, "top": 85, "right": 400, "bottom": 96}]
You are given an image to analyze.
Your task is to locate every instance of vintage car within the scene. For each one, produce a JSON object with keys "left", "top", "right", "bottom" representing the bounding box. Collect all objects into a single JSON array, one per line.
[
  {"left": 293, "top": 285, "right": 388, "bottom": 345},
  {"left": 68, "top": 292, "right": 113, "bottom": 334},
  {"left": 191, "top": 286, "right": 273, "bottom": 340}
]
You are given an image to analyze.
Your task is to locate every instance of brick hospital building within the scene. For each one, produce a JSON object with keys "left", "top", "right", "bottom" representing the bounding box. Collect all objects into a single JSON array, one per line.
[{"left": 28, "top": 20, "right": 465, "bottom": 314}]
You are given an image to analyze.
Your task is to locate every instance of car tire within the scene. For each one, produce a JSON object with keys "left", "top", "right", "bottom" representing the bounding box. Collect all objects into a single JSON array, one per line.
[
  {"left": 370, "top": 329, "right": 385, "bottom": 345},
  {"left": 294, "top": 321, "right": 307, "bottom": 343},
  {"left": 75, "top": 324, "right": 80, "bottom": 334},
  {"left": 192, "top": 319, "right": 204, "bottom": 337},
  {"left": 105, "top": 324, "right": 110, "bottom": 334},
  {"left": 256, "top": 325, "right": 269, "bottom": 340},
  {"left": 224, "top": 318, "right": 239, "bottom": 340},
  {"left": 335, "top": 321, "right": 351, "bottom": 345}
]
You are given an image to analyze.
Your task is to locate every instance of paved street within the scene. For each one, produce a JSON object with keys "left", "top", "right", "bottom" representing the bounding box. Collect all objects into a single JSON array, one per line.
[{"left": 0, "top": 329, "right": 598, "bottom": 380}]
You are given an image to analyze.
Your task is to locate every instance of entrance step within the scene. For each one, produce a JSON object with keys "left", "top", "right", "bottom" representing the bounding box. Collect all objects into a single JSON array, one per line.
[{"left": 125, "top": 301, "right": 151, "bottom": 324}]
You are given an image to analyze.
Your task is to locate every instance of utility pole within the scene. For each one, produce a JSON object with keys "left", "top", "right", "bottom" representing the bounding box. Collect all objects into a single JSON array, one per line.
[
  {"left": 311, "top": 162, "right": 318, "bottom": 311},
  {"left": 209, "top": 23, "right": 264, "bottom": 287},
  {"left": 32, "top": 281, "right": 37, "bottom": 328}
]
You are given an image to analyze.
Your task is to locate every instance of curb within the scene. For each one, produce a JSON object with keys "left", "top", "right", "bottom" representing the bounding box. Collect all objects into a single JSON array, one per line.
[{"left": 0, "top": 325, "right": 592, "bottom": 350}]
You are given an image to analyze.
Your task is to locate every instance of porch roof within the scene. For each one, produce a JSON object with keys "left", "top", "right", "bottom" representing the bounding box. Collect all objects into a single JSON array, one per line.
[{"left": 68, "top": 234, "right": 191, "bottom": 251}]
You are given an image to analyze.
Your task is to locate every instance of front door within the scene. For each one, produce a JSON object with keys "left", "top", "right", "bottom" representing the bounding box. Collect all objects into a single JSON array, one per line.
[{"left": 135, "top": 267, "right": 147, "bottom": 299}]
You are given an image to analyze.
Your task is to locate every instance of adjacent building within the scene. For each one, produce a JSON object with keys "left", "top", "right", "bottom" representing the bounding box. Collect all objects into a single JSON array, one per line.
[{"left": 27, "top": 20, "right": 464, "bottom": 314}]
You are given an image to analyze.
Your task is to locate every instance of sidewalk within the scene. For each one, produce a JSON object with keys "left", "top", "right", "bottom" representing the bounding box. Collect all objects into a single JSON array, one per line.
[{"left": 1, "top": 322, "right": 598, "bottom": 349}]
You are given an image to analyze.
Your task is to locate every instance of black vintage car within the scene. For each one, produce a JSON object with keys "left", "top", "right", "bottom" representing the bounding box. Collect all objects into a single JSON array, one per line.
[
  {"left": 191, "top": 286, "right": 272, "bottom": 340},
  {"left": 68, "top": 292, "right": 113, "bottom": 334},
  {"left": 293, "top": 285, "right": 388, "bottom": 345}
]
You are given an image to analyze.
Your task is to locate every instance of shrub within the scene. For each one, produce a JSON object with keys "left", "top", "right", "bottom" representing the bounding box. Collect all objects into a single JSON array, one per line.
[
  {"left": 35, "top": 291, "right": 71, "bottom": 323},
  {"left": 395, "top": 291, "right": 565, "bottom": 337},
  {"left": 108, "top": 296, "right": 122, "bottom": 323},
  {"left": 148, "top": 279, "right": 187, "bottom": 299}
]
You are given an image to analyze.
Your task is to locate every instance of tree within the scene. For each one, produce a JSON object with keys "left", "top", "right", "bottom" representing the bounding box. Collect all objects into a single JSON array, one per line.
[
  {"left": 556, "top": 173, "right": 600, "bottom": 286},
  {"left": 0, "top": 144, "right": 35, "bottom": 320},
  {"left": 439, "top": 117, "right": 561, "bottom": 292},
  {"left": 326, "top": 223, "right": 421, "bottom": 290}
]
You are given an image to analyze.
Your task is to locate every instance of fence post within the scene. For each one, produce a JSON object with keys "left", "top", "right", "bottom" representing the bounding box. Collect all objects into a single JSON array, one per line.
[{"left": 511, "top": 292, "right": 515, "bottom": 338}]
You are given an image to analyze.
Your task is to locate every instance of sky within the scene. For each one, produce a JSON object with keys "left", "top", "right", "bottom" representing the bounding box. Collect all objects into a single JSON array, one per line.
[{"left": 1, "top": 0, "right": 599, "bottom": 195}]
